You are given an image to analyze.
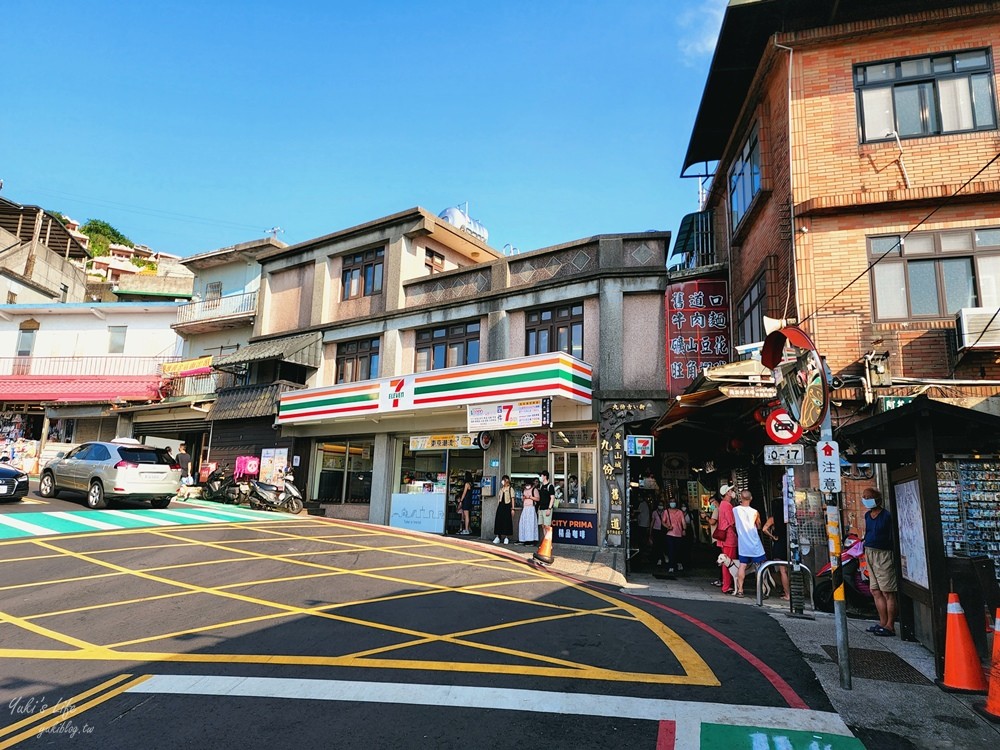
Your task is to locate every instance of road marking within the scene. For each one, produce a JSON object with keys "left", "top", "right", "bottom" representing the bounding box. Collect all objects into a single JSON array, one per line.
[
  {"left": 125, "top": 674, "right": 861, "bottom": 745},
  {"left": 0, "top": 673, "right": 135, "bottom": 741},
  {"left": 46, "top": 511, "right": 120, "bottom": 530},
  {"left": 0, "top": 674, "right": 150, "bottom": 749},
  {"left": 0, "top": 515, "right": 55, "bottom": 537},
  {"left": 100, "top": 509, "right": 179, "bottom": 526}
]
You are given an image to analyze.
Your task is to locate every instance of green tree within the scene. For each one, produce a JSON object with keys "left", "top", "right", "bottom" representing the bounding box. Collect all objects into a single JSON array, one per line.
[{"left": 80, "top": 219, "right": 134, "bottom": 248}]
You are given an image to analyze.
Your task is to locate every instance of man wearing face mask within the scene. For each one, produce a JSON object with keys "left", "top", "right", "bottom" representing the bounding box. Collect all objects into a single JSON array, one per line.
[{"left": 862, "top": 487, "right": 898, "bottom": 637}]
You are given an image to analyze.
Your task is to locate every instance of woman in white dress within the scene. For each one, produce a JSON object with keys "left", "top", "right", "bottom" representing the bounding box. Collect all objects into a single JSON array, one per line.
[{"left": 518, "top": 479, "right": 539, "bottom": 545}]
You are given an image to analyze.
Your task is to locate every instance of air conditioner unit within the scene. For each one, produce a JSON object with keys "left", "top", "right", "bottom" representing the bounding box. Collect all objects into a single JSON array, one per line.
[{"left": 955, "top": 307, "right": 1000, "bottom": 350}]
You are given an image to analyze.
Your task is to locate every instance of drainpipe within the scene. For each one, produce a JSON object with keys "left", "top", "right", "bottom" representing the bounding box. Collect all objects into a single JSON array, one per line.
[{"left": 773, "top": 38, "right": 801, "bottom": 324}]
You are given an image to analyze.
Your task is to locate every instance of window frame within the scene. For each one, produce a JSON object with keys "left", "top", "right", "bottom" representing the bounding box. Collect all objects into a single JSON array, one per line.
[
  {"left": 425, "top": 249, "right": 445, "bottom": 274},
  {"left": 869, "top": 227, "right": 1000, "bottom": 322},
  {"left": 728, "top": 123, "right": 762, "bottom": 231},
  {"left": 341, "top": 248, "right": 385, "bottom": 301},
  {"left": 525, "top": 303, "right": 584, "bottom": 358},
  {"left": 736, "top": 274, "right": 767, "bottom": 346},
  {"left": 414, "top": 321, "right": 481, "bottom": 373},
  {"left": 108, "top": 326, "right": 127, "bottom": 354},
  {"left": 335, "top": 337, "right": 381, "bottom": 384},
  {"left": 854, "top": 49, "right": 997, "bottom": 143}
]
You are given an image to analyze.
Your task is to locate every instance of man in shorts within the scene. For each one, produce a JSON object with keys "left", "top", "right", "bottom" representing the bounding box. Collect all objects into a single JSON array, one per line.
[{"left": 862, "top": 487, "right": 898, "bottom": 637}]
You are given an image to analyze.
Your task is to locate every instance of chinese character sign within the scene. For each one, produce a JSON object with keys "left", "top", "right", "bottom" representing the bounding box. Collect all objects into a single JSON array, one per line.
[{"left": 665, "top": 279, "right": 730, "bottom": 397}]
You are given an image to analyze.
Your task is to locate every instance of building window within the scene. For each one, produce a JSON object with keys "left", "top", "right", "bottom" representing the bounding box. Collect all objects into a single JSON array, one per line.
[
  {"left": 729, "top": 123, "right": 761, "bottom": 230},
  {"left": 526, "top": 303, "right": 583, "bottom": 358},
  {"left": 415, "top": 321, "right": 480, "bottom": 372},
  {"left": 336, "top": 338, "right": 380, "bottom": 383},
  {"left": 869, "top": 228, "right": 1000, "bottom": 320},
  {"left": 342, "top": 248, "right": 384, "bottom": 300},
  {"left": 6, "top": 292, "right": 16, "bottom": 304},
  {"left": 736, "top": 275, "right": 766, "bottom": 346},
  {"left": 855, "top": 49, "right": 997, "bottom": 143},
  {"left": 108, "top": 326, "right": 127, "bottom": 354},
  {"left": 16, "top": 327, "right": 35, "bottom": 357},
  {"left": 425, "top": 249, "right": 445, "bottom": 274}
]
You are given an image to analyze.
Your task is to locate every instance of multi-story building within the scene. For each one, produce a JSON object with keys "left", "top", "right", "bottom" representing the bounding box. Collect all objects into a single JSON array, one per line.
[
  {"left": 667, "top": 0, "right": 1000, "bottom": 669},
  {"left": 233, "top": 206, "right": 669, "bottom": 549}
]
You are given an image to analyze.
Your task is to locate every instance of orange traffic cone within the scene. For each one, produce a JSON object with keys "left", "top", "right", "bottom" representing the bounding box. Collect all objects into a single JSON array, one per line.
[
  {"left": 974, "top": 609, "right": 1000, "bottom": 723},
  {"left": 936, "top": 592, "right": 988, "bottom": 694},
  {"left": 532, "top": 525, "right": 554, "bottom": 566}
]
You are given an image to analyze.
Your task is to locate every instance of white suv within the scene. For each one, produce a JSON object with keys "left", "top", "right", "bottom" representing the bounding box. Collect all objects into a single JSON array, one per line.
[{"left": 39, "top": 439, "right": 182, "bottom": 509}]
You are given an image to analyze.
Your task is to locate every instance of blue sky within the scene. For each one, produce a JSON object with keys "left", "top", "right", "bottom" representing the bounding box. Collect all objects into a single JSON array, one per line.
[{"left": 2, "top": 1, "right": 725, "bottom": 258}]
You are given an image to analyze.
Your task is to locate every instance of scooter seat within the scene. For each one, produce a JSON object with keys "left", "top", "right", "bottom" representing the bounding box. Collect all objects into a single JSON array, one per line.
[{"left": 252, "top": 481, "right": 279, "bottom": 492}]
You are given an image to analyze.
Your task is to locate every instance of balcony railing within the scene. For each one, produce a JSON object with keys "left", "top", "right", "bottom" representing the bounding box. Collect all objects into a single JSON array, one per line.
[
  {"left": 0, "top": 356, "right": 180, "bottom": 377},
  {"left": 168, "top": 371, "right": 239, "bottom": 398},
  {"left": 176, "top": 291, "right": 257, "bottom": 326},
  {"left": 669, "top": 210, "right": 717, "bottom": 271}
]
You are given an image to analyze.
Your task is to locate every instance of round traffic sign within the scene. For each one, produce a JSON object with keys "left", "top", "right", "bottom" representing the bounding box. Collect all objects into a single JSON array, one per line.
[{"left": 765, "top": 407, "right": 803, "bottom": 444}]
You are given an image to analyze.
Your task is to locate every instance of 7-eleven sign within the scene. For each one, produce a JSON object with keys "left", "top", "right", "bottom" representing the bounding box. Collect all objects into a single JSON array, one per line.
[{"left": 382, "top": 377, "right": 413, "bottom": 410}]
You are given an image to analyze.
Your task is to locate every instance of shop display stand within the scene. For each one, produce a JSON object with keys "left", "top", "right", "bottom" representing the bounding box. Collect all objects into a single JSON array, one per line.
[{"left": 937, "top": 460, "right": 1000, "bottom": 583}]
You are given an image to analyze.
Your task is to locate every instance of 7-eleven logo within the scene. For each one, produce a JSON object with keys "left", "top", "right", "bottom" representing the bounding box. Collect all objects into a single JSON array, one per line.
[{"left": 389, "top": 379, "right": 406, "bottom": 407}]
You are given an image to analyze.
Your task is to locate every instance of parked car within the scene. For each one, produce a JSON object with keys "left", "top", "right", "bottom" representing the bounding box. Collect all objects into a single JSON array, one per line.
[
  {"left": 0, "top": 461, "right": 30, "bottom": 502},
  {"left": 39, "top": 439, "right": 181, "bottom": 509}
]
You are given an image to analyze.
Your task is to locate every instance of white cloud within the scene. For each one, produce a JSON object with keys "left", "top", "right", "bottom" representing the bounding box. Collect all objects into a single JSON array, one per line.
[{"left": 676, "top": 1, "right": 726, "bottom": 65}]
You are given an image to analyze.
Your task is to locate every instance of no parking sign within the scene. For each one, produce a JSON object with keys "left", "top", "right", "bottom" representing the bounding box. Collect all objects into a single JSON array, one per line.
[{"left": 764, "top": 408, "right": 803, "bottom": 444}]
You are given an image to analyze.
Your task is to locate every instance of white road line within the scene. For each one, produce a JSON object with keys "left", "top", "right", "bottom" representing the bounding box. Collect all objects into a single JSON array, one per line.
[
  {"left": 128, "top": 675, "right": 856, "bottom": 737},
  {"left": 101, "top": 510, "right": 179, "bottom": 526},
  {"left": 147, "top": 508, "right": 238, "bottom": 524},
  {"left": 174, "top": 504, "right": 274, "bottom": 521},
  {"left": 0, "top": 514, "right": 54, "bottom": 535},
  {"left": 47, "top": 512, "right": 120, "bottom": 530}
]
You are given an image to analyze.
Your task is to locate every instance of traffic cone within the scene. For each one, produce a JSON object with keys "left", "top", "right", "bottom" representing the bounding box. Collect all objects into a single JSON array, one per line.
[
  {"left": 532, "top": 525, "right": 554, "bottom": 565},
  {"left": 974, "top": 609, "right": 1000, "bottom": 723},
  {"left": 936, "top": 592, "right": 988, "bottom": 694}
]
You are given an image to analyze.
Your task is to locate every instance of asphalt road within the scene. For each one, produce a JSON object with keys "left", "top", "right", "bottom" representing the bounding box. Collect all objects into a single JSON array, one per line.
[{"left": 0, "top": 490, "right": 863, "bottom": 749}]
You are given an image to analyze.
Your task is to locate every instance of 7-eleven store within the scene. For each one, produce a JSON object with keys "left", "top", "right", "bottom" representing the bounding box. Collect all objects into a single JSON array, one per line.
[{"left": 277, "top": 353, "right": 600, "bottom": 543}]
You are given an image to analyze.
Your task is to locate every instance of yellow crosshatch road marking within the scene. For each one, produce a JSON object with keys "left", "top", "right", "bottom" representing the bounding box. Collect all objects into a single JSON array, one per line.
[{"left": 0, "top": 517, "right": 719, "bottom": 687}]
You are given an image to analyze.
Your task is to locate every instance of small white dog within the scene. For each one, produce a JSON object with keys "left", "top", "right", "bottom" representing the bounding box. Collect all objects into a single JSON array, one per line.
[
  {"left": 716, "top": 553, "right": 775, "bottom": 596},
  {"left": 716, "top": 553, "right": 741, "bottom": 588}
]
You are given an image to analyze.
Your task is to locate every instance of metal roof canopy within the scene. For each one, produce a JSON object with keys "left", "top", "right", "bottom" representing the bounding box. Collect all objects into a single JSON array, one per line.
[
  {"left": 213, "top": 331, "right": 322, "bottom": 370},
  {"left": 838, "top": 395, "right": 1000, "bottom": 457},
  {"left": 653, "top": 358, "right": 773, "bottom": 434}
]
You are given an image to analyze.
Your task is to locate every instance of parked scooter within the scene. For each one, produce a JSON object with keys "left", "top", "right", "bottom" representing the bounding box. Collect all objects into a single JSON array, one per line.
[
  {"left": 245, "top": 466, "right": 304, "bottom": 514},
  {"left": 813, "top": 532, "right": 876, "bottom": 613},
  {"left": 201, "top": 464, "right": 243, "bottom": 505}
]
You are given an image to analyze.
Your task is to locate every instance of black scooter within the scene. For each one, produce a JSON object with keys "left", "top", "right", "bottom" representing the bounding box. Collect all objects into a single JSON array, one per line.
[
  {"left": 201, "top": 464, "right": 244, "bottom": 505},
  {"left": 245, "top": 466, "right": 304, "bottom": 514}
]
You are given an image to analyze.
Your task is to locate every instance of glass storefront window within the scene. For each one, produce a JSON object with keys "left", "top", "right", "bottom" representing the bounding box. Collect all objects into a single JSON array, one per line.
[{"left": 316, "top": 440, "right": 374, "bottom": 504}]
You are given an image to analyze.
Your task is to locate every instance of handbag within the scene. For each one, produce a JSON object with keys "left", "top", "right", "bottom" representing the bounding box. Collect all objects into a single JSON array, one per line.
[{"left": 712, "top": 524, "right": 727, "bottom": 542}]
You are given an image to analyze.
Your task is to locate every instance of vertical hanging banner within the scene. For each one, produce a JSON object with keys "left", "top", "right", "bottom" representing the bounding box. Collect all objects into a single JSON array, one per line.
[{"left": 665, "top": 279, "right": 730, "bottom": 397}]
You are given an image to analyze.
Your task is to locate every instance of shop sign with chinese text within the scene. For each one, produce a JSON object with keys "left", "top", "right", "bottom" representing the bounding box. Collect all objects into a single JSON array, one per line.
[
  {"left": 467, "top": 398, "right": 552, "bottom": 432},
  {"left": 665, "top": 279, "right": 730, "bottom": 397}
]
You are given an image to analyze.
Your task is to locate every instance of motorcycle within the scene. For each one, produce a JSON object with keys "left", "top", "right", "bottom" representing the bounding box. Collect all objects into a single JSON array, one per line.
[
  {"left": 244, "top": 466, "right": 305, "bottom": 514},
  {"left": 201, "top": 464, "right": 243, "bottom": 505},
  {"left": 813, "top": 532, "right": 876, "bottom": 614}
]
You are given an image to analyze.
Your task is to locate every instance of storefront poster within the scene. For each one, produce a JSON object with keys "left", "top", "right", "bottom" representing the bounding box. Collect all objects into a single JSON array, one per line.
[
  {"left": 259, "top": 448, "right": 289, "bottom": 488},
  {"left": 665, "top": 279, "right": 730, "bottom": 397},
  {"left": 410, "top": 434, "right": 477, "bottom": 450},
  {"left": 894, "top": 477, "right": 929, "bottom": 590},
  {"left": 552, "top": 511, "right": 598, "bottom": 545},
  {"left": 389, "top": 493, "right": 446, "bottom": 533},
  {"left": 467, "top": 398, "right": 552, "bottom": 431}
]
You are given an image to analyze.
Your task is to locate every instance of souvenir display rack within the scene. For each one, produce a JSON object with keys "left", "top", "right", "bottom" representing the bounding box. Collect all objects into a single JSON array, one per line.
[{"left": 936, "top": 460, "right": 1000, "bottom": 582}]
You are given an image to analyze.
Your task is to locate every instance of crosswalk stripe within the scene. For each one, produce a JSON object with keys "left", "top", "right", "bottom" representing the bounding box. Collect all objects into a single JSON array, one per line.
[
  {"left": 178, "top": 502, "right": 289, "bottom": 522},
  {"left": 142, "top": 508, "right": 241, "bottom": 524},
  {"left": 100, "top": 510, "right": 179, "bottom": 527},
  {"left": 0, "top": 515, "right": 55, "bottom": 536},
  {"left": 47, "top": 512, "right": 120, "bottom": 531}
]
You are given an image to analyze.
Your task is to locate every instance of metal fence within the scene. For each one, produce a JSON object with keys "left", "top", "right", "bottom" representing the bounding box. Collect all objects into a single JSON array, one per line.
[
  {"left": 176, "top": 291, "right": 257, "bottom": 325},
  {"left": 0, "top": 356, "right": 179, "bottom": 377}
]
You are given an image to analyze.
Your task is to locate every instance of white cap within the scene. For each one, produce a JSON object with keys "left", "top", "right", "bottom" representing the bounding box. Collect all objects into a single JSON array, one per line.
[{"left": 719, "top": 484, "right": 735, "bottom": 496}]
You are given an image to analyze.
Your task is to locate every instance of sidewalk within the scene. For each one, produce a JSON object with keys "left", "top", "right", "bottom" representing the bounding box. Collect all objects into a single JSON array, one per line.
[{"left": 524, "top": 544, "right": 1000, "bottom": 750}]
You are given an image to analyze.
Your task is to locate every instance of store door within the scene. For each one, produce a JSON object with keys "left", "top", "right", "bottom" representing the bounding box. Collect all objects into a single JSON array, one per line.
[{"left": 550, "top": 447, "right": 599, "bottom": 544}]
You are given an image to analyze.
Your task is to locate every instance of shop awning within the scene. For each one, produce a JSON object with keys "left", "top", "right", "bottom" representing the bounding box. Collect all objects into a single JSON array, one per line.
[
  {"left": 213, "top": 332, "right": 322, "bottom": 370},
  {"left": 0, "top": 376, "right": 162, "bottom": 404},
  {"left": 209, "top": 382, "right": 305, "bottom": 421},
  {"left": 838, "top": 395, "right": 1000, "bottom": 458},
  {"left": 654, "top": 359, "right": 774, "bottom": 433},
  {"left": 277, "top": 352, "right": 592, "bottom": 427}
]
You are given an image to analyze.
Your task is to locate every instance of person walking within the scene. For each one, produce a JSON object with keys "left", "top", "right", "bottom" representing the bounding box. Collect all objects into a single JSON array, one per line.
[
  {"left": 664, "top": 499, "right": 687, "bottom": 573},
  {"left": 711, "top": 485, "right": 739, "bottom": 593},
  {"left": 649, "top": 499, "right": 668, "bottom": 567},
  {"left": 636, "top": 492, "right": 652, "bottom": 562},
  {"left": 518, "top": 479, "right": 539, "bottom": 545},
  {"left": 176, "top": 443, "right": 193, "bottom": 486},
  {"left": 493, "top": 475, "right": 515, "bottom": 545},
  {"left": 733, "top": 490, "right": 767, "bottom": 598},
  {"left": 536, "top": 470, "right": 555, "bottom": 542},
  {"left": 762, "top": 498, "right": 791, "bottom": 600},
  {"left": 863, "top": 487, "right": 898, "bottom": 637},
  {"left": 457, "top": 471, "right": 474, "bottom": 535}
]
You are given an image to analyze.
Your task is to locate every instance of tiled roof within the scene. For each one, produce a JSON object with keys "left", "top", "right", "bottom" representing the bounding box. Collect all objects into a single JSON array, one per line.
[
  {"left": 0, "top": 376, "right": 162, "bottom": 403},
  {"left": 209, "top": 381, "right": 304, "bottom": 421},
  {"left": 213, "top": 331, "right": 322, "bottom": 368}
]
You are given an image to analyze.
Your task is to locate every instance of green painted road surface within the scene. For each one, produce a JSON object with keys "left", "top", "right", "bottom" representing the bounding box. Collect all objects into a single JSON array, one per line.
[{"left": 0, "top": 501, "right": 294, "bottom": 539}]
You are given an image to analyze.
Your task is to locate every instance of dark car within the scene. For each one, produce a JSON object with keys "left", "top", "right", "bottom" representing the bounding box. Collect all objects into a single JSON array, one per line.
[{"left": 0, "top": 462, "right": 30, "bottom": 502}]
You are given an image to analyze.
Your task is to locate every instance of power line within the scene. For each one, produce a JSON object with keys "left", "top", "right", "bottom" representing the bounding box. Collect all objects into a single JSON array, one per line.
[{"left": 801, "top": 149, "right": 1000, "bottom": 324}]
